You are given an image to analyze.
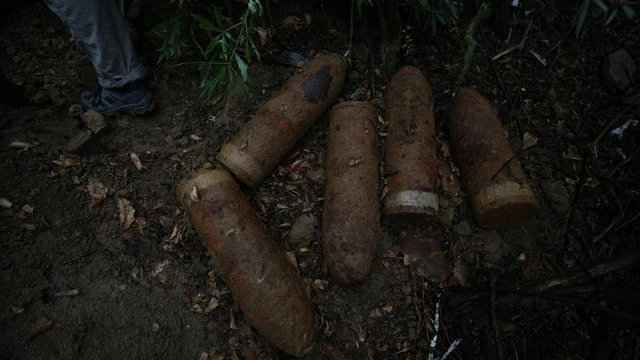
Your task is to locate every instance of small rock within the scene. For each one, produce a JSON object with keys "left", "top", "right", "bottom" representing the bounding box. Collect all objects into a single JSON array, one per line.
[
  {"left": 453, "top": 221, "right": 472, "bottom": 237},
  {"left": 287, "top": 214, "right": 317, "bottom": 247},
  {"left": 305, "top": 168, "right": 325, "bottom": 186},
  {"left": 601, "top": 48, "right": 636, "bottom": 93},
  {"left": 82, "top": 110, "right": 106, "bottom": 134},
  {"left": 68, "top": 104, "right": 83, "bottom": 118}
]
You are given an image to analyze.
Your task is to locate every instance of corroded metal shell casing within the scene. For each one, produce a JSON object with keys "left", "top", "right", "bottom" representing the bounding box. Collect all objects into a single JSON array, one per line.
[
  {"left": 448, "top": 87, "right": 538, "bottom": 229},
  {"left": 323, "top": 101, "right": 381, "bottom": 284},
  {"left": 383, "top": 66, "right": 438, "bottom": 221},
  {"left": 217, "top": 54, "right": 347, "bottom": 187},
  {"left": 176, "top": 169, "right": 315, "bottom": 356}
]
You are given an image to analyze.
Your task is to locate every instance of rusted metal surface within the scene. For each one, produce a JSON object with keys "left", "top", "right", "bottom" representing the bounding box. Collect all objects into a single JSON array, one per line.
[
  {"left": 383, "top": 66, "right": 438, "bottom": 221},
  {"left": 217, "top": 54, "right": 347, "bottom": 187},
  {"left": 323, "top": 101, "right": 381, "bottom": 284},
  {"left": 448, "top": 87, "right": 538, "bottom": 229},
  {"left": 176, "top": 169, "right": 315, "bottom": 356}
]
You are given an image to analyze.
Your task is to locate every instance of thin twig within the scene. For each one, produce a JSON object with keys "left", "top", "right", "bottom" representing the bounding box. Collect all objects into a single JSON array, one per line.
[
  {"left": 452, "top": 287, "right": 640, "bottom": 321},
  {"left": 345, "top": 0, "right": 355, "bottom": 59},
  {"left": 492, "top": 21, "right": 533, "bottom": 61},
  {"left": 491, "top": 275, "right": 505, "bottom": 360},
  {"left": 490, "top": 141, "right": 546, "bottom": 181},
  {"left": 452, "top": 2, "right": 491, "bottom": 97},
  {"left": 506, "top": 288, "right": 640, "bottom": 321},
  {"left": 590, "top": 104, "right": 638, "bottom": 150},
  {"left": 481, "top": 33, "right": 518, "bottom": 139},
  {"left": 527, "top": 253, "right": 640, "bottom": 293}
]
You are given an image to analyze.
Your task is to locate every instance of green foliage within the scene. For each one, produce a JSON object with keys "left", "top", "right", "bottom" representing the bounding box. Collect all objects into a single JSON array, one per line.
[
  {"left": 154, "top": 17, "right": 188, "bottom": 63},
  {"left": 154, "top": 0, "right": 263, "bottom": 98},
  {"left": 413, "top": 0, "right": 461, "bottom": 35},
  {"left": 356, "top": 0, "right": 374, "bottom": 17},
  {"left": 576, "top": 0, "right": 639, "bottom": 37}
]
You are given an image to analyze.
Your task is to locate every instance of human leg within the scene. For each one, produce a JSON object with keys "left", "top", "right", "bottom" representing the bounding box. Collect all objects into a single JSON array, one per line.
[{"left": 45, "top": 0, "right": 153, "bottom": 113}]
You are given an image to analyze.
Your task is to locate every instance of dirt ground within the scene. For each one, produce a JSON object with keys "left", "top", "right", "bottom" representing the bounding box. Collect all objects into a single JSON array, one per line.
[{"left": 1, "top": 1, "right": 639, "bottom": 359}]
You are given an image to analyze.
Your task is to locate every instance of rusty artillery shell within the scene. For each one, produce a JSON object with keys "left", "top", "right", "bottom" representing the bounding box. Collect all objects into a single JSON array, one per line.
[
  {"left": 323, "top": 101, "right": 381, "bottom": 283},
  {"left": 176, "top": 169, "right": 315, "bottom": 356},
  {"left": 448, "top": 87, "right": 538, "bottom": 229},
  {"left": 217, "top": 54, "right": 347, "bottom": 187},
  {"left": 383, "top": 66, "right": 438, "bottom": 220}
]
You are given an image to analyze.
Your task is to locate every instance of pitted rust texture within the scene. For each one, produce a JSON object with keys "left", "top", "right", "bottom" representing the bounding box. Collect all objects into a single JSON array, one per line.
[
  {"left": 323, "top": 101, "right": 381, "bottom": 284},
  {"left": 383, "top": 66, "right": 438, "bottom": 219},
  {"left": 448, "top": 87, "right": 525, "bottom": 189},
  {"left": 384, "top": 66, "right": 437, "bottom": 193},
  {"left": 302, "top": 65, "right": 332, "bottom": 103},
  {"left": 448, "top": 87, "right": 538, "bottom": 229},
  {"left": 217, "top": 54, "right": 347, "bottom": 187},
  {"left": 177, "top": 169, "right": 315, "bottom": 355}
]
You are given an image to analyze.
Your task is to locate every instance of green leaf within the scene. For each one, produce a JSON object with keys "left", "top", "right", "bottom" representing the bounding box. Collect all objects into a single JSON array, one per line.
[
  {"left": 622, "top": 5, "right": 637, "bottom": 18},
  {"left": 593, "top": 0, "right": 609, "bottom": 12},
  {"left": 235, "top": 54, "right": 249, "bottom": 82},
  {"left": 248, "top": 0, "right": 263, "bottom": 16},
  {"left": 204, "top": 35, "right": 220, "bottom": 55},
  {"left": 604, "top": 7, "right": 618, "bottom": 25},
  {"left": 576, "top": 0, "right": 591, "bottom": 38},
  {"left": 192, "top": 14, "right": 216, "bottom": 31}
]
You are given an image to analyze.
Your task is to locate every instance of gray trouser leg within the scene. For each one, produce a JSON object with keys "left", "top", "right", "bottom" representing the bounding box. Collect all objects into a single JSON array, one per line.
[{"left": 45, "top": 0, "right": 147, "bottom": 89}]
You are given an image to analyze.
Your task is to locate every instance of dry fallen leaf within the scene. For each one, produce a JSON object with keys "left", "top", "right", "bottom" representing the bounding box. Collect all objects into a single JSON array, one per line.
[
  {"left": 282, "top": 15, "right": 307, "bottom": 29},
  {"left": 399, "top": 237, "right": 450, "bottom": 283},
  {"left": 12, "top": 304, "right": 25, "bottom": 314},
  {"left": 151, "top": 260, "right": 170, "bottom": 277},
  {"left": 229, "top": 309, "right": 238, "bottom": 330},
  {"left": 54, "top": 289, "right": 79, "bottom": 297},
  {"left": 87, "top": 178, "right": 108, "bottom": 207},
  {"left": 52, "top": 154, "right": 82, "bottom": 168},
  {"left": 452, "top": 259, "right": 468, "bottom": 287},
  {"left": 257, "top": 27, "right": 269, "bottom": 46},
  {"left": 369, "top": 308, "right": 382, "bottom": 318},
  {"left": 0, "top": 198, "right": 13, "bottom": 208},
  {"left": 313, "top": 279, "right": 329, "bottom": 291},
  {"left": 130, "top": 153, "right": 144, "bottom": 171},
  {"left": 21, "top": 223, "right": 36, "bottom": 231},
  {"left": 136, "top": 217, "right": 146, "bottom": 235},
  {"left": 118, "top": 198, "right": 136, "bottom": 230},
  {"left": 9, "top": 141, "right": 36, "bottom": 151},
  {"left": 167, "top": 225, "right": 181, "bottom": 245},
  {"left": 26, "top": 313, "right": 55, "bottom": 340},
  {"left": 22, "top": 204, "right": 34, "bottom": 214},
  {"left": 204, "top": 298, "right": 220, "bottom": 315},
  {"left": 522, "top": 132, "right": 538, "bottom": 149},
  {"left": 81, "top": 109, "right": 106, "bottom": 134},
  {"left": 286, "top": 251, "right": 299, "bottom": 273},
  {"left": 349, "top": 158, "right": 364, "bottom": 166}
]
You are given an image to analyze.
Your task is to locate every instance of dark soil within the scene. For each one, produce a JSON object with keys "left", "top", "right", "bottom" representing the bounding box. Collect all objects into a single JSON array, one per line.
[{"left": 1, "top": 1, "right": 639, "bottom": 359}]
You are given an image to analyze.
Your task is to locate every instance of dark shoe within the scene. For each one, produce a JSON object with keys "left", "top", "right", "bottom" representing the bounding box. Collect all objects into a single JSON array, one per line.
[{"left": 81, "top": 82, "right": 154, "bottom": 114}]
